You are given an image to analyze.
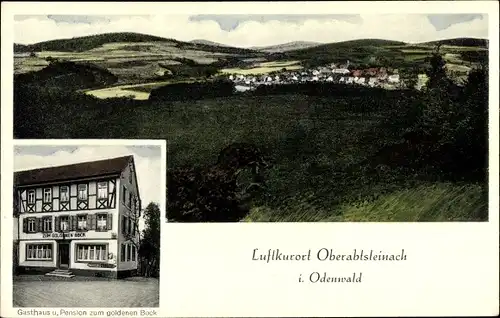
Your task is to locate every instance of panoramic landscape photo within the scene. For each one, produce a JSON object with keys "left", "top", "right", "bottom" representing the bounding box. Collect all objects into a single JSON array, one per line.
[{"left": 13, "top": 14, "right": 489, "bottom": 222}]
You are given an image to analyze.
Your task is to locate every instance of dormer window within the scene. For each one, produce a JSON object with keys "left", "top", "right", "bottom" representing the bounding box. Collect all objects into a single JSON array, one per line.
[{"left": 43, "top": 188, "right": 52, "bottom": 203}]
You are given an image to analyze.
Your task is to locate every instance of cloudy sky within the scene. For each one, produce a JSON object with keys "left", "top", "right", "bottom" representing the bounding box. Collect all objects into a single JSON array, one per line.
[
  {"left": 13, "top": 14, "right": 488, "bottom": 47},
  {"left": 13, "top": 145, "right": 163, "bottom": 212}
]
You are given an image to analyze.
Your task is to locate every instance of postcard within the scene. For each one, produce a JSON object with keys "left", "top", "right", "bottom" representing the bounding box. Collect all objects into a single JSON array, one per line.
[{"left": 1, "top": 1, "right": 498, "bottom": 317}]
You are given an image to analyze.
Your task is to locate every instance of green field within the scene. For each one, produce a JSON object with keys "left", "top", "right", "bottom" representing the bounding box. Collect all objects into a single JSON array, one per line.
[
  {"left": 84, "top": 80, "right": 194, "bottom": 99},
  {"left": 221, "top": 60, "right": 303, "bottom": 74}
]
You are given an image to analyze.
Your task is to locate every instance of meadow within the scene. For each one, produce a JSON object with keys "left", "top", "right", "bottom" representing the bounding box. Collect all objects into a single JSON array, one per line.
[{"left": 220, "top": 60, "right": 303, "bottom": 75}]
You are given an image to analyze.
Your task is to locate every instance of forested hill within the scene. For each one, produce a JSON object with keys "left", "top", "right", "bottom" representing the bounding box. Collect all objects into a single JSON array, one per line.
[
  {"left": 13, "top": 32, "right": 260, "bottom": 54},
  {"left": 421, "top": 38, "right": 488, "bottom": 48}
]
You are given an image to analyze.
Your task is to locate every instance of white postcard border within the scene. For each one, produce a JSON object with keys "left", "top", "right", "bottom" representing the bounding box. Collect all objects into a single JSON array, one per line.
[{"left": 1, "top": 1, "right": 499, "bottom": 317}]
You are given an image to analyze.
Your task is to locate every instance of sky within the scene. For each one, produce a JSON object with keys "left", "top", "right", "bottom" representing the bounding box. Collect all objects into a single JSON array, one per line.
[
  {"left": 13, "top": 145, "right": 163, "bottom": 214},
  {"left": 13, "top": 14, "right": 488, "bottom": 47}
]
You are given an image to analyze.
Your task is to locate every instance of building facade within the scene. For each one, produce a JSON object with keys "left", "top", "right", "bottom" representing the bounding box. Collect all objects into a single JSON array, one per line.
[{"left": 13, "top": 155, "right": 142, "bottom": 279}]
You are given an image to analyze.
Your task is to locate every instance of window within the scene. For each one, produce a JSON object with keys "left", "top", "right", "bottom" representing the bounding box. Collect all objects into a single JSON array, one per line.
[
  {"left": 60, "top": 216, "right": 69, "bottom": 232},
  {"left": 127, "top": 244, "right": 132, "bottom": 261},
  {"left": 78, "top": 184, "right": 88, "bottom": 201},
  {"left": 77, "top": 244, "right": 107, "bottom": 261},
  {"left": 43, "top": 217, "right": 52, "bottom": 232},
  {"left": 27, "top": 218, "right": 36, "bottom": 232},
  {"left": 122, "top": 186, "right": 127, "bottom": 204},
  {"left": 77, "top": 215, "right": 87, "bottom": 230},
  {"left": 26, "top": 244, "right": 52, "bottom": 260},
  {"left": 132, "top": 245, "right": 136, "bottom": 261},
  {"left": 97, "top": 182, "right": 108, "bottom": 199},
  {"left": 60, "top": 186, "right": 69, "bottom": 202},
  {"left": 122, "top": 216, "right": 128, "bottom": 234},
  {"left": 27, "top": 190, "right": 35, "bottom": 204},
  {"left": 43, "top": 188, "right": 52, "bottom": 203},
  {"left": 128, "top": 194, "right": 133, "bottom": 209},
  {"left": 121, "top": 244, "right": 126, "bottom": 262},
  {"left": 128, "top": 218, "right": 132, "bottom": 235},
  {"left": 97, "top": 214, "right": 107, "bottom": 231}
]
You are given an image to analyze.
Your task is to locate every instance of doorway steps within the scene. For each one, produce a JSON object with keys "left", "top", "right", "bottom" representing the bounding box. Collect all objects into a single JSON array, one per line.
[{"left": 45, "top": 269, "right": 75, "bottom": 278}]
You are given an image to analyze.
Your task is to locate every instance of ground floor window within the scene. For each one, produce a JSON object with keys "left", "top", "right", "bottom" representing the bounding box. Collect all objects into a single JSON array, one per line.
[
  {"left": 120, "top": 243, "right": 137, "bottom": 262},
  {"left": 127, "top": 244, "right": 132, "bottom": 261},
  {"left": 26, "top": 244, "right": 52, "bottom": 260},
  {"left": 77, "top": 244, "right": 107, "bottom": 261},
  {"left": 121, "top": 244, "right": 126, "bottom": 262}
]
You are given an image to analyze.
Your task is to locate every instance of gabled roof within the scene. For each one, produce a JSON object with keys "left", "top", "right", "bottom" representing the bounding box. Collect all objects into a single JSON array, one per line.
[{"left": 14, "top": 155, "right": 133, "bottom": 186}]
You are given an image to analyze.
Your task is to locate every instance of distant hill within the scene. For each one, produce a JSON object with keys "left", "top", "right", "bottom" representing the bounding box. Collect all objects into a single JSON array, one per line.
[
  {"left": 280, "top": 39, "right": 409, "bottom": 67},
  {"left": 14, "top": 44, "right": 30, "bottom": 52},
  {"left": 14, "top": 32, "right": 260, "bottom": 55},
  {"left": 15, "top": 32, "right": 176, "bottom": 52},
  {"left": 420, "top": 37, "right": 488, "bottom": 48},
  {"left": 251, "top": 41, "right": 323, "bottom": 53},
  {"left": 190, "top": 39, "right": 232, "bottom": 47},
  {"left": 284, "top": 39, "right": 407, "bottom": 55}
]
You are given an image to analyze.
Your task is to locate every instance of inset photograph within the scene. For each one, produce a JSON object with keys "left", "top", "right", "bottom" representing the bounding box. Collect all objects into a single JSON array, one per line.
[{"left": 12, "top": 142, "right": 163, "bottom": 307}]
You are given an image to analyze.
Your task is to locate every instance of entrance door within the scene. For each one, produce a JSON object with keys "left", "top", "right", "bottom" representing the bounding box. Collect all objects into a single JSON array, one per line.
[{"left": 58, "top": 243, "right": 70, "bottom": 269}]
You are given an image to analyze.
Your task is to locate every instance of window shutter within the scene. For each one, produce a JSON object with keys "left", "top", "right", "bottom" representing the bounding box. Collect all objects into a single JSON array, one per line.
[
  {"left": 91, "top": 214, "right": 97, "bottom": 230},
  {"left": 54, "top": 216, "right": 60, "bottom": 232},
  {"left": 37, "top": 218, "right": 43, "bottom": 232},
  {"left": 23, "top": 218, "right": 28, "bottom": 233},
  {"left": 72, "top": 215, "right": 77, "bottom": 231},
  {"left": 107, "top": 213, "right": 112, "bottom": 230}
]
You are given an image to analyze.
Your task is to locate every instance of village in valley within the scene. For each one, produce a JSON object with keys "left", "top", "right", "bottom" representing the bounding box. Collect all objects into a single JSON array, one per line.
[{"left": 225, "top": 61, "right": 430, "bottom": 92}]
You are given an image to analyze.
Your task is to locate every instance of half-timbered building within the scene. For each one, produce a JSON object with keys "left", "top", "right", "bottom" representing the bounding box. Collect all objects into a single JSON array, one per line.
[{"left": 13, "top": 155, "right": 142, "bottom": 278}]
